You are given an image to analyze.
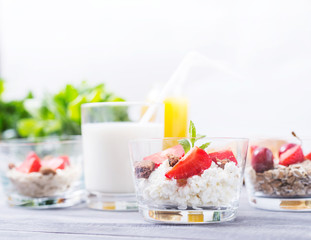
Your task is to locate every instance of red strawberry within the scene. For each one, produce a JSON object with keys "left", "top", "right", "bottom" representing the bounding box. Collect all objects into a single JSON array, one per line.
[
  {"left": 16, "top": 152, "right": 41, "bottom": 173},
  {"left": 305, "top": 152, "right": 311, "bottom": 160},
  {"left": 279, "top": 143, "right": 297, "bottom": 157},
  {"left": 209, "top": 150, "right": 238, "bottom": 165},
  {"left": 279, "top": 145, "right": 304, "bottom": 166},
  {"left": 59, "top": 155, "right": 70, "bottom": 166},
  {"left": 143, "top": 144, "right": 184, "bottom": 167},
  {"left": 42, "top": 157, "right": 68, "bottom": 170},
  {"left": 165, "top": 146, "right": 212, "bottom": 179}
]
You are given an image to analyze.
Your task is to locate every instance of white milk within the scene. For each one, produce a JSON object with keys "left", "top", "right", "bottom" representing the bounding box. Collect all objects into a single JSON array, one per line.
[{"left": 82, "top": 122, "right": 163, "bottom": 193}]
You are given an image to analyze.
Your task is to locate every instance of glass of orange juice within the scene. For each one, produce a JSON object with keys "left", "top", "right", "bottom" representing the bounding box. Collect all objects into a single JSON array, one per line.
[{"left": 163, "top": 96, "right": 189, "bottom": 148}]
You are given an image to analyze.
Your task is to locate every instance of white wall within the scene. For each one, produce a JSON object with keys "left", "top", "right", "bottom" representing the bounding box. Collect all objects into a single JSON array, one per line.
[{"left": 1, "top": 0, "right": 311, "bottom": 138}]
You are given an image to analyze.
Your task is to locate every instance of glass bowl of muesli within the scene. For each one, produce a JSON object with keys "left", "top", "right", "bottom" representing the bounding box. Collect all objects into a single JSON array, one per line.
[
  {"left": 129, "top": 130, "right": 248, "bottom": 224},
  {"left": 0, "top": 136, "right": 84, "bottom": 208},
  {"left": 245, "top": 136, "right": 311, "bottom": 211}
]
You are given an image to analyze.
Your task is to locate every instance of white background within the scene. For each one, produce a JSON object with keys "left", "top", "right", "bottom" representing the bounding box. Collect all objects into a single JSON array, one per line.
[{"left": 0, "top": 0, "right": 310, "bottom": 138}]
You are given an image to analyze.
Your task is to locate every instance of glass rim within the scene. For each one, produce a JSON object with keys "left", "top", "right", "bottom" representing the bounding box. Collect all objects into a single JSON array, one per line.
[
  {"left": 81, "top": 101, "right": 163, "bottom": 108},
  {"left": 0, "top": 135, "right": 81, "bottom": 147},
  {"left": 248, "top": 136, "right": 311, "bottom": 141},
  {"left": 129, "top": 136, "right": 249, "bottom": 143}
]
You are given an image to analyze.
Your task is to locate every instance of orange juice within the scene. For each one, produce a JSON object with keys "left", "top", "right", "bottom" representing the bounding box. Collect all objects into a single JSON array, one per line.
[{"left": 163, "top": 97, "right": 189, "bottom": 148}]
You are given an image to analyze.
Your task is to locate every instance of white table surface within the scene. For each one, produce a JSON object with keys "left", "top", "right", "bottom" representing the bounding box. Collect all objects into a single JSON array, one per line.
[{"left": 0, "top": 188, "right": 310, "bottom": 240}]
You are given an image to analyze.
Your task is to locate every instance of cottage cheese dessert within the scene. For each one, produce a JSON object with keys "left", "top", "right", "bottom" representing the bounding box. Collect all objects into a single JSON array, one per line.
[
  {"left": 133, "top": 122, "right": 242, "bottom": 209},
  {"left": 246, "top": 140, "right": 311, "bottom": 198},
  {"left": 7, "top": 152, "right": 81, "bottom": 198},
  {"left": 137, "top": 159, "right": 239, "bottom": 208}
]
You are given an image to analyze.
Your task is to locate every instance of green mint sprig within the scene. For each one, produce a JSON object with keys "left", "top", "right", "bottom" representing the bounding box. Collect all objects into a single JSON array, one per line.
[{"left": 178, "top": 120, "right": 210, "bottom": 153}]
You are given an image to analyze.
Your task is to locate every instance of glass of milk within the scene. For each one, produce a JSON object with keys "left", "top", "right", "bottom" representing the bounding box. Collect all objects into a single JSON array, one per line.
[{"left": 81, "top": 102, "right": 164, "bottom": 210}]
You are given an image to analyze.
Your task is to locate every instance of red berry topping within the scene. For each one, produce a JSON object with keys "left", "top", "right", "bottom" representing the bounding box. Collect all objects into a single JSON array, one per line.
[
  {"left": 279, "top": 143, "right": 297, "bottom": 157},
  {"left": 16, "top": 152, "right": 42, "bottom": 173},
  {"left": 59, "top": 155, "right": 70, "bottom": 166},
  {"left": 251, "top": 147, "right": 274, "bottom": 173},
  {"left": 165, "top": 146, "right": 212, "bottom": 180},
  {"left": 143, "top": 144, "right": 184, "bottom": 167},
  {"left": 279, "top": 145, "right": 304, "bottom": 166},
  {"left": 41, "top": 157, "right": 69, "bottom": 170},
  {"left": 305, "top": 152, "right": 311, "bottom": 160},
  {"left": 209, "top": 150, "right": 238, "bottom": 165}
]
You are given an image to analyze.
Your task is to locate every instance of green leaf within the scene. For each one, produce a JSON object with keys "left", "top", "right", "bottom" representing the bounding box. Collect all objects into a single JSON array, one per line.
[
  {"left": 25, "top": 91, "right": 34, "bottom": 99},
  {"left": 17, "top": 119, "right": 44, "bottom": 137},
  {"left": 189, "top": 120, "right": 196, "bottom": 147},
  {"left": 65, "top": 84, "right": 79, "bottom": 102},
  {"left": 43, "top": 119, "right": 62, "bottom": 135},
  {"left": 68, "top": 95, "right": 87, "bottom": 122},
  {"left": 0, "top": 79, "right": 4, "bottom": 98},
  {"left": 86, "top": 89, "right": 102, "bottom": 102},
  {"left": 110, "top": 96, "right": 126, "bottom": 102},
  {"left": 2, "top": 81, "right": 126, "bottom": 138},
  {"left": 198, "top": 142, "right": 211, "bottom": 150},
  {"left": 178, "top": 139, "right": 191, "bottom": 153},
  {"left": 196, "top": 134, "right": 206, "bottom": 140}
]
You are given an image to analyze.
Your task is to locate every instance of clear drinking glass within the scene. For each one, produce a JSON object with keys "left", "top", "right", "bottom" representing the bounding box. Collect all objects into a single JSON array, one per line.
[
  {"left": 129, "top": 137, "right": 248, "bottom": 223},
  {"left": 245, "top": 138, "right": 311, "bottom": 211},
  {"left": 81, "top": 102, "right": 164, "bottom": 211},
  {"left": 0, "top": 136, "right": 84, "bottom": 208}
]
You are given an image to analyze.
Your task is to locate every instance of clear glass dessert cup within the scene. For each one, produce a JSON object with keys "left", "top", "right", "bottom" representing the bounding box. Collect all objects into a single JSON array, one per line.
[
  {"left": 0, "top": 136, "right": 84, "bottom": 208},
  {"left": 245, "top": 138, "right": 311, "bottom": 211},
  {"left": 129, "top": 137, "right": 248, "bottom": 224}
]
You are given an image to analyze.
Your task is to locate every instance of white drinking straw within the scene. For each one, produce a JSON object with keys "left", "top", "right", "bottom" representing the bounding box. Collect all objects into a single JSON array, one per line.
[{"left": 140, "top": 51, "right": 245, "bottom": 123}]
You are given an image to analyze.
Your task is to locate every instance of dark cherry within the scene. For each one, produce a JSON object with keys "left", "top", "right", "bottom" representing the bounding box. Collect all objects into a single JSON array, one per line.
[{"left": 251, "top": 147, "right": 274, "bottom": 173}]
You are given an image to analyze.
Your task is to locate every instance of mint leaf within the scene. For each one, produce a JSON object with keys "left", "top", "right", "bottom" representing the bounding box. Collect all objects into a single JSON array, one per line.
[
  {"left": 199, "top": 142, "right": 211, "bottom": 150},
  {"left": 178, "top": 139, "right": 191, "bottom": 153},
  {"left": 196, "top": 134, "right": 206, "bottom": 140},
  {"left": 189, "top": 120, "right": 196, "bottom": 147},
  {"left": 178, "top": 120, "right": 211, "bottom": 153}
]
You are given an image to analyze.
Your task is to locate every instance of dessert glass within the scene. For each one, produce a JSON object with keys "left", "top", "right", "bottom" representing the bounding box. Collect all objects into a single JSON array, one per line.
[
  {"left": 0, "top": 136, "right": 84, "bottom": 208},
  {"left": 129, "top": 137, "right": 248, "bottom": 224},
  {"left": 81, "top": 102, "right": 164, "bottom": 211},
  {"left": 245, "top": 138, "right": 311, "bottom": 211}
]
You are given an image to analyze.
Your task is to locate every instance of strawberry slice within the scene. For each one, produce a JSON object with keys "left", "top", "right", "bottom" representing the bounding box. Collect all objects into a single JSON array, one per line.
[
  {"left": 305, "top": 152, "right": 311, "bottom": 160},
  {"left": 279, "top": 145, "right": 305, "bottom": 166},
  {"left": 209, "top": 150, "right": 238, "bottom": 165},
  {"left": 59, "top": 155, "right": 70, "bottom": 166},
  {"left": 165, "top": 146, "right": 212, "bottom": 179},
  {"left": 16, "top": 152, "right": 41, "bottom": 173},
  {"left": 143, "top": 144, "right": 184, "bottom": 167},
  {"left": 42, "top": 157, "right": 67, "bottom": 170}
]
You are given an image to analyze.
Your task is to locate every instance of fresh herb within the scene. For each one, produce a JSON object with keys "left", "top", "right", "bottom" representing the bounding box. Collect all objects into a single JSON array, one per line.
[
  {"left": 198, "top": 142, "right": 210, "bottom": 150},
  {"left": 178, "top": 120, "right": 210, "bottom": 153},
  {"left": 189, "top": 120, "right": 196, "bottom": 147},
  {"left": 0, "top": 79, "right": 4, "bottom": 97},
  {"left": 178, "top": 139, "right": 191, "bottom": 153},
  {"left": 0, "top": 80, "right": 127, "bottom": 139},
  {"left": 17, "top": 81, "right": 127, "bottom": 138},
  {"left": 0, "top": 79, "right": 32, "bottom": 139}
]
